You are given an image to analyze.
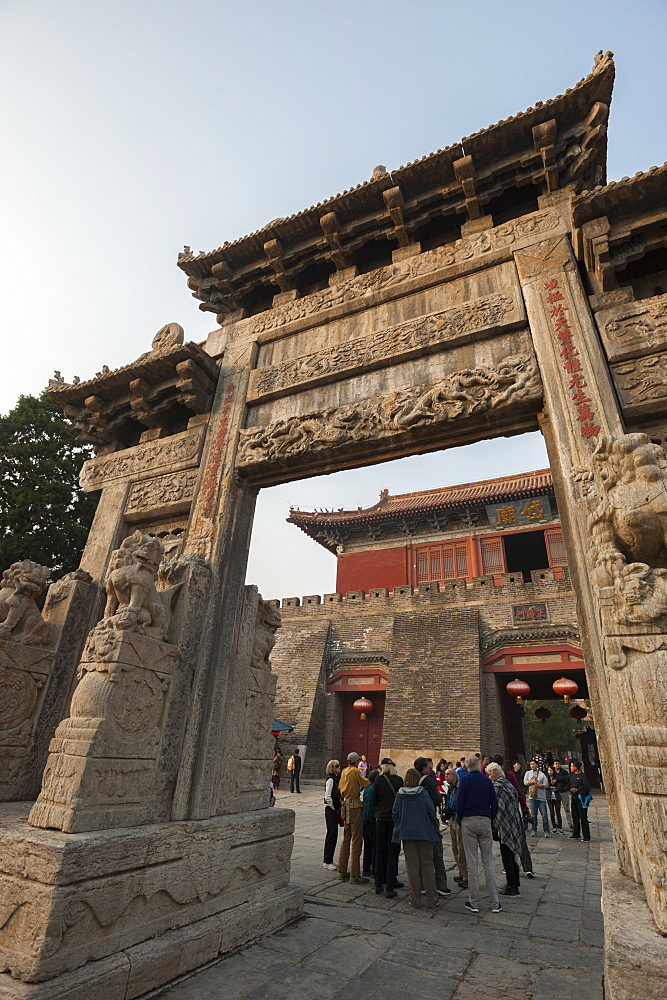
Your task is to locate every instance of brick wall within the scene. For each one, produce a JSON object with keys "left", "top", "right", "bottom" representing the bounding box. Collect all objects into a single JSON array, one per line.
[
  {"left": 270, "top": 569, "right": 580, "bottom": 776},
  {"left": 270, "top": 618, "right": 331, "bottom": 763},
  {"left": 382, "top": 605, "right": 481, "bottom": 770}
]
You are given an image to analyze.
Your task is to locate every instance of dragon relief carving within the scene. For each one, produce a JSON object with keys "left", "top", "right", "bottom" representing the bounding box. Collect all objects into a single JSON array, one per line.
[
  {"left": 581, "top": 433, "right": 667, "bottom": 624},
  {"left": 604, "top": 293, "right": 667, "bottom": 346},
  {"left": 125, "top": 470, "right": 198, "bottom": 515},
  {"left": 612, "top": 353, "right": 667, "bottom": 406},
  {"left": 251, "top": 292, "right": 518, "bottom": 398},
  {"left": 80, "top": 429, "right": 202, "bottom": 488},
  {"left": 238, "top": 352, "right": 542, "bottom": 470},
  {"left": 0, "top": 561, "right": 52, "bottom": 647}
]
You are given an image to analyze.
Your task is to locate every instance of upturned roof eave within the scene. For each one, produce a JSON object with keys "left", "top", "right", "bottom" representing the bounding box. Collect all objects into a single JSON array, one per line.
[
  {"left": 287, "top": 471, "right": 554, "bottom": 536},
  {"left": 178, "top": 53, "right": 614, "bottom": 279},
  {"left": 571, "top": 160, "right": 667, "bottom": 228}
]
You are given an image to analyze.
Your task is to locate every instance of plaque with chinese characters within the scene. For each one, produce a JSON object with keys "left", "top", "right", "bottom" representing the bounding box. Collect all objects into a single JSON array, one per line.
[
  {"left": 485, "top": 495, "right": 552, "bottom": 529},
  {"left": 512, "top": 602, "right": 548, "bottom": 623}
]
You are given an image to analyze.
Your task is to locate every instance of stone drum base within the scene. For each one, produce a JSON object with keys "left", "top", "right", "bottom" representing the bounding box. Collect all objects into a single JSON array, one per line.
[{"left": 0, "top": 802, "right": 303, "bottom": 999}]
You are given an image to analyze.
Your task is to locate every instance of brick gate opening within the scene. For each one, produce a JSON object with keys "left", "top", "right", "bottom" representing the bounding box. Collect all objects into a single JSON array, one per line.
[
  {"left": 327, "top": 665, "right": 388, "bottom": 764},
  {"left": 341, "top": 691, "right": 386, "bottom": 764}
]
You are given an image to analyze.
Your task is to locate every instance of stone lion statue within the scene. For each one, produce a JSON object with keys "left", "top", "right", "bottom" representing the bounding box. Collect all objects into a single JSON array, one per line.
[
  {"left": 0, "top": 559, "right": 51, "bottom": 645},
  {"left": 102, "top": 531, "right": 168, "bottom": 639},
  {"left": 250, "top": 599, "right": 282, "bottom": 670}
]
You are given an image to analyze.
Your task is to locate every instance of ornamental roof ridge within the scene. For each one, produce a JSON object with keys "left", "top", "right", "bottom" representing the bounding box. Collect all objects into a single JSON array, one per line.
[
  {"left": 572, "top": 160, "right": 667, "bottom": 203},
  {"left": 179, "top": 53, "right": 614, "bottom": 278},
  {"left": 331, "top": 650, "right": 391, "bottom": 665},
  {"left": 460, "top": 50, "right": 613, "bottom": 147},
  {"left": 44, "top": 340, "right": 217, "bottom": 404}
]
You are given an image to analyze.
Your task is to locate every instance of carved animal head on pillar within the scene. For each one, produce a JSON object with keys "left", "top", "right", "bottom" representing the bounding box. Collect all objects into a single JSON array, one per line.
[
  {"left": 0, "top": 560, "right": 52, "bottom": 646},
  {"left": 101, "top": 531, "right": 169, "bottom": 639},
  {"left": 585, "top": 433, "right": 667, "bottom": 623},
  {"left": 251, "top": 599, "right": 282, "bottom": 671}
]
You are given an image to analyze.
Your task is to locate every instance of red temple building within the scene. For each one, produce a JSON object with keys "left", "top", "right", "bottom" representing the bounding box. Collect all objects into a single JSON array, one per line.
[
  {"left": 288, "top": 469, "right": 567, "bottom": 594},
  {"left": 271, "top": 469, "right": 587, "bottom": 776}
]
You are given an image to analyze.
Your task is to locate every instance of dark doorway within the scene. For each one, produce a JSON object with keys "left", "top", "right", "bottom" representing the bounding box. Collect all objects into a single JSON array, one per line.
[{"left": 503, "top": 530, "right": 549, "bottom": 581}]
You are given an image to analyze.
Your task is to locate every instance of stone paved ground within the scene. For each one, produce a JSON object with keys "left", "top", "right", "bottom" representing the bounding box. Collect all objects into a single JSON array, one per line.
[{"left": 162, "top": 783, "right": 609, "bottom": 1000}]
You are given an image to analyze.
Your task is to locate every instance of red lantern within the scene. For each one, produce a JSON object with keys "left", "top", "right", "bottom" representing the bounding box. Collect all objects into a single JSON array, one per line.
[
  {"left": 506, "top": 678, "right": 531, "bottom": 704},
  {"left": 552, "top": 676, "right": 579, "bottom": 703},
  {"left": 353, "top": 697, "right": 373, "bottom": 721},
  {"left": 569, "top": 705, "right": 588, "bottom": 721},
  {"left": 534, "top": 707, "right": 552, "bottom": 725}
]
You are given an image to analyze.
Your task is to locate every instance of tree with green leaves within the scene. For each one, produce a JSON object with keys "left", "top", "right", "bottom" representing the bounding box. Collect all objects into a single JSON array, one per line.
[
  {"left": 523, "top": 698, "right": 592, "bottom": 756},
  {"left": 0, "top": 395, "right": 98, "bottom": 576}
]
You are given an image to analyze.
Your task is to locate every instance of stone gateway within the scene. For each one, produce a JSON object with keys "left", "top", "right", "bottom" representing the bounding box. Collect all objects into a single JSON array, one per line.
[{"left": 0, "top": 52, "right": 665, "bottom": 999}]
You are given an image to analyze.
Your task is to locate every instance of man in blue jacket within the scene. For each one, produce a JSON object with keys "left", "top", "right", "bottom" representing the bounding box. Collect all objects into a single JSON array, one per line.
[{"left": 456, "top": 754, "right": 502, "bottom": 913}]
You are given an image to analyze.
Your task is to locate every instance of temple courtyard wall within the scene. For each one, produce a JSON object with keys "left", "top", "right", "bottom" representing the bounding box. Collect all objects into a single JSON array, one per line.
[{"left": 271, "top": 567, "right": 578, "bottom": 774}]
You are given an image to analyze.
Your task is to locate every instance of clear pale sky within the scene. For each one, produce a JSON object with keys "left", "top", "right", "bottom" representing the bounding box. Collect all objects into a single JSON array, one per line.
[{"left": 1, "top": 1, "right": 665, "bottom": 597}]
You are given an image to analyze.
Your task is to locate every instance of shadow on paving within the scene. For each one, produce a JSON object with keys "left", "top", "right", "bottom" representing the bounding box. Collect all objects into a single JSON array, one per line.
[{"left": 161, "top": 783, "right": 609, "bottom": 1000}]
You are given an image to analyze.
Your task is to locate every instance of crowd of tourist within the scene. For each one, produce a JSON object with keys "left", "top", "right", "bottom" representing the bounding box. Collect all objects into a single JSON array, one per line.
[{"left": 314, "top": 749, "right": 593, "bottom": 912}]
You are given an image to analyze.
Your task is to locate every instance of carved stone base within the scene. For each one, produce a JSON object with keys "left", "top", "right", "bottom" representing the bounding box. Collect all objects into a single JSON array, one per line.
[
  {"left": 0, "top": 802, "right": 302, "bottom": 995},
  {"left": 601, "top": 844, "right": 667, "bottom": 1000},
  {"left": 28, "top": 631, "right": 179, "bottom": 833}
]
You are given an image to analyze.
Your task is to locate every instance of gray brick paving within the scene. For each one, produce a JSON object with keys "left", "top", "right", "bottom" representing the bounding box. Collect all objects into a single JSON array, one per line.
[{"left": 162, "top": 782, "right": 609, "bottom": 1000}]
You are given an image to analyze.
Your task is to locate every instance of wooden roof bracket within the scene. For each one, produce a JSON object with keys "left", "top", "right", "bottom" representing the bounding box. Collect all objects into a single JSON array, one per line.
[
  {"left": 453, "top": 155, "right": 483, "bottom": 222},
  {"left": 383, "top": 186, "right": 411, "bottom": 247},
  {"left": 320, "top": 212, "right": 351, "bottom": 270},
  {"left": 263, "top": 239, "right": 292, "bottom": 292},
  {"left": 209, "top": 260, "right": 242, "bottom": 312},
  {"left": 580, "top": 216, "right": 615, "bottom": 293},
  {"left": 532, "top": 119, "right": 559, "bottom": 193}
]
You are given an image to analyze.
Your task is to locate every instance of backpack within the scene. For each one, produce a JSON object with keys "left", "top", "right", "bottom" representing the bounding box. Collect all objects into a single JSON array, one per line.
[{"left": 287, "top": 756, "right": 295, "bottom": 771}]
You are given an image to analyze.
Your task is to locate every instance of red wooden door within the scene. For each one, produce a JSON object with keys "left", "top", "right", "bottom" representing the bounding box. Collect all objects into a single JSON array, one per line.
[{"left": 341, "top": 692, "right": 385, "bottom": 767}]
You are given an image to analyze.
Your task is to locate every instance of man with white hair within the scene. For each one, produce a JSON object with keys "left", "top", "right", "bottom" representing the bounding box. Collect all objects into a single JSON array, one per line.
[{"left": 456, "top": 753, "right": 502, "bottom": 913}]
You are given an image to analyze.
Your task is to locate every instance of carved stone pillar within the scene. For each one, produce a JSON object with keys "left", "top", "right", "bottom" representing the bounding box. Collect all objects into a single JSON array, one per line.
[
  {"left": 0, "top": 332, "right": 302, "bottom": 997},
  {"left": 516, "top": 233, "right": 667, "bottom": 931},
  {"left": 0, "top": 563, "right": 98, "bottom": 802},
  {"left": 171, "top": 344, "right": 265, "bottom": 821}
]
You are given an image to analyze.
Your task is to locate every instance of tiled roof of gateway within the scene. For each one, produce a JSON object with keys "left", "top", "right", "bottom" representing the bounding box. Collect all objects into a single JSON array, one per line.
[
  {"left": 288, "top": 469, "right": 553, "bottom": 531},
  {"left": 179, "top": 53, "right": 614, "bottom": 279}
]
